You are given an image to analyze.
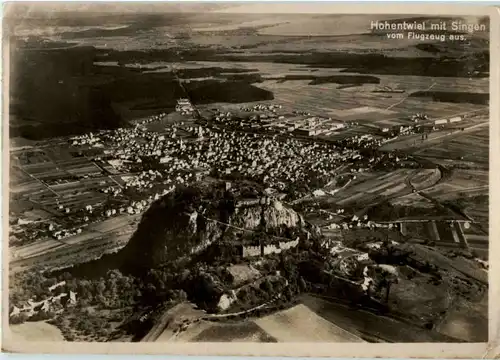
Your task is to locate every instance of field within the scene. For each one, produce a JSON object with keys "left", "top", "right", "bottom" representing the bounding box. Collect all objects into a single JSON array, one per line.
[
  {"left": 299, "top": 294, "right": 457, "bottom": 342},
  {"left": 459, "top": 216, "right": 489, "bottom": 256},
  {"left": 9, "top": 321, "right": 65, "bottom": 342},
  {"left": 410, "top": 169, "right": 442, "bottom": 190},
  {"left": 148, "top": 303, "right": 206, "bottom": 342},
  {"left": 10, "top": 215, "right": 140, "bottom": 273},
  {"left": 192, "top": 17, "right": 291, "bottom": 32},
  {"left": 153, "top": 301, "right": 365, "bottom": 343},
  {"left": 435, "top": 294, "right": 488, "bottom": 342},
  {"left": 101, "top": 59, "right": 489, "bottom": 130},
  {"left": 391, "top": 192, "right": 435, "bottom": 209},
  {"left": 150, "top": 302, "right": 275, "bottom": 343},
  {"left": 422, "top": 169, "right": 488, "bottom": 201},
  {"left": 400, "top": 164, "right": 489, "bottom": 253},
  {"left": 255, "top": 77, "right": 487, "bottom": 123},
  {"left": 408, "top": 244, "right": 487, "bottom": 284},
  {"left": 416, "top": 128, "right": 489, "bottom": 165},
  {"left": 156, "top": 317, "right": 277, "bottom": 343},
  {"left": 9, "top": 137, "right": 161, "bottom": 271},
  {"left": 403, "top": 221, "right": 469, "bottom": 248},
  {"left": 324, "top": 169, "right": 417, "bottom": 208},
  {"left": 254, "top": 304, "right": 364, "bottom": 342},
  {"left": 307, "top": 167, "right": 451, "bottom": 216},
  {"left": 189, "top": 321, "right": 277, "bottom": 342}
]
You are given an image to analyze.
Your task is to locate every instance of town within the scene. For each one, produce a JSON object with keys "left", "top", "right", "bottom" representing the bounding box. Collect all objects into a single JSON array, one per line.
[
  {"left": 10, "top": 97, "right": 448, "bottom": 249},
  {"left": 7, "top": 8, "right": 489, "bottom": 347},
  {"left": 9, "top": 96, "right": 488, "bottom": 331}
]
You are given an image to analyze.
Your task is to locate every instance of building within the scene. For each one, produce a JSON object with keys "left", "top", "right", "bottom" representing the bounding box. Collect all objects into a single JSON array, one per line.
[
  {"left": 242, "top": 238, "right": 299, "bottom": 258},
  {"left": 293, "top": 128, "right": 316, "bottom": 137},
  {"left": 175, "top": 98, "right": 194, "bottom": 113}
]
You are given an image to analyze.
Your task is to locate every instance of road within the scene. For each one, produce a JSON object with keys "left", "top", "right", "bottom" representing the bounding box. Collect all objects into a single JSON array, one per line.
[
  {"left": 385, "top": 82, "right": 436, "bottom": 111},
  {"left": 402, "top": 160, "right": 481, "bottom": 233}
]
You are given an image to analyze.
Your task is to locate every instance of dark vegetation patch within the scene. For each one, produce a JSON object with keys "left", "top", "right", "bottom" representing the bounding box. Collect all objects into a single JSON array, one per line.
[
  {"left": 415, "top": 37, "right": 489, "bottom": 55},
  {"left": 9, "top": 45, "right": 126, "bottom": 140},
  {"left": 9, "top": 45, "right": 273, "bottom": 140},
  {"left": 97, "top": 47, "right": 488, "bottom": 79},
  {"left": 176, "top": 67, "right": 258, "bottom": 78},
  {"left": 365, "top": 200, "right": 457, "bottom": 221},
  {"left": 415, "top": 43, "right": 443, "bottom": 54},
  {"left": 10, "top": 36, "right": 488, "bottom": 139},
  {"left": 97, "top": 48, "right": 222, "bottom": 64},
  {"left": 191, "top": 321, "right": 277, "bottom": 342},
  {"left": 337, "top": 54, "right": 489, "bottom": 77},
  {"left": 220, "top": 73, "right": 263, "bottom": 83},
  {"left": 409, "top": 91, "right": 489, "bottom": 105},
  {"left": 217, "top": 52, "right": 488, "bottom": 78},
  {"left": 268, "top": 74, "right": 380, "bottom": 85}
]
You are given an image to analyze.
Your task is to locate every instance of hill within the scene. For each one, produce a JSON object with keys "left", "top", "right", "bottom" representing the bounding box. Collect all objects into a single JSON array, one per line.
[{"left": 119, "top": 181, "right": 306, "bottom": 270}]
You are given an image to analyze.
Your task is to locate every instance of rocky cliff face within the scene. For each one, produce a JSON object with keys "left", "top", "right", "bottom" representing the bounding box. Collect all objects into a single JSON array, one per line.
[
  {"left": 232, "top": 200, "right": 303, "bottom": 230},
  {"left": 119, "top": 183, "right": 305, "bottom": 270}
]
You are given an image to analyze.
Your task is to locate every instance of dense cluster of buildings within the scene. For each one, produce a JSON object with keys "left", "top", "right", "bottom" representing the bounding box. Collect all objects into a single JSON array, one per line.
[
  {"left": 63, "top": 101, "right": 411, "bottom": 228},
  {"left": 410, "top": 113, "right": 430, "bottom": 123},
  {"left": 137, "top": 112, "right": 167, "bottom": 126},
  {"left": 325, "top": 214, "right": 402, "bottom": 232},
  {"left": 212, "top": 104, "right": 349, "bottom": 139},
  {"left": 434, "top": 116, "right": 463, "bottom": 126},
  {"left": 177, "top": 127, "right": 360, "bottom": 189},
  {"left": 47, "top": 99, "right": 430, "bottom": 244},
  {"left": 176, "top": 98, "right": 195, "bottom": 115},
  {"left": 240, "top": 104, "right": 282, "bottom": 112},
  {"left": 267, "top": 116, "right": 347, "bottom": 137},
  {"left": 50, "top": 226, "right": 83, "bottom": 240},
  {"left": 63, "top": 113, "right": 378, "bottom": 229}
]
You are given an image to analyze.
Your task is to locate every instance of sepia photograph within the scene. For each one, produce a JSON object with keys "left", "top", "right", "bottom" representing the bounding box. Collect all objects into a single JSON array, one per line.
[{"left": 2, "top": 2, "right": 496, "bottom": 355}]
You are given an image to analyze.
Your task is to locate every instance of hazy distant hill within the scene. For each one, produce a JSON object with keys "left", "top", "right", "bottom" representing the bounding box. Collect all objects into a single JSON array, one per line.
[{"left": 4, "top": 2, "right": 230, "bottom": 19}]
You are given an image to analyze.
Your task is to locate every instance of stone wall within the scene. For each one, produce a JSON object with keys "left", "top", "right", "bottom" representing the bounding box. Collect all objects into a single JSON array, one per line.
[{"left": 242, "top": 238, "right": 299, "bottom": 258}]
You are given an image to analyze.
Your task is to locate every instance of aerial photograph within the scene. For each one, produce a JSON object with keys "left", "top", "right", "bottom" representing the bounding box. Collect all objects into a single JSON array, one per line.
[{"left": 5, "top": 3, "right": 489, "bottom": 344}]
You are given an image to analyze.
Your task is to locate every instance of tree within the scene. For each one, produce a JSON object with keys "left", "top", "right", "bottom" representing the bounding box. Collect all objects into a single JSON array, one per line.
[
  {"left": 96, "top": 294, "right": 108, "bottom": 307},
  {"left": 77, "top": 280, "right": 93, "bottom": 301},
  {"left": 95, "top": 278, "right": 106, "bottom": 296},
  {"left": 283, "top": 287, "right": 294, "bottom": 302},
  {"left": 373, "top": 267, "right": 399, "bottom": 304},
  {"left": 9, "top": 312, "right": 29, "bottom": 325},
  {"left": 298, "top": 276, "right": 308, "bottom": 292},
  {"left": 177, "top": 290, "right": 188, "bottom": 302},
  {"left": 260, "top": 279, "right": 274, "bottom": 294}
]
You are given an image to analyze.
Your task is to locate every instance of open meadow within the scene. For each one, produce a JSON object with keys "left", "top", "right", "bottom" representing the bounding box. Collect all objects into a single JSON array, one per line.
[
  {"left": 416, "top": 127, "right": 489, "bottom": 165},
  {"left": 254, "top": 304, "right": 364, "bottom": 342},
  {"left": 9, "top": 321, "right": 65, "bottom": 342}
]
